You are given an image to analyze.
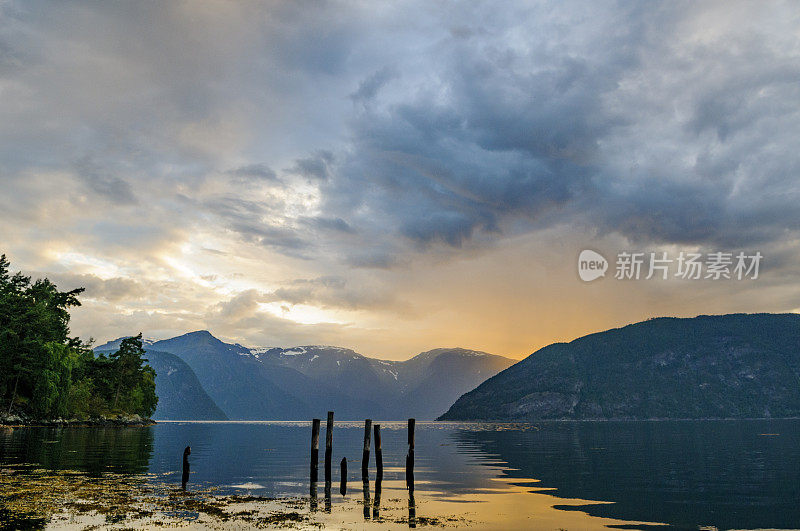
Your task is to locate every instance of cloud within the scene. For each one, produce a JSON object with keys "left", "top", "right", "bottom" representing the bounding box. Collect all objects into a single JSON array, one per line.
[
  {"left": 226, "top": 163, "right": 278, "bottom": 181},
  {"left": 300, "top": 216, "right": 355, "bottom": 234},
  {"left": 43, "top": 272, "right": 143, "bottom": 302},
  {"left": 284, "top": 151, "right": 334, "bottom": 181},
  {"left": 265, "top": 276, "right": 401, "bottom": 312},
  {"left": 213, "top": 289, "right": 263, "bottom": 320},
  {"left": 74, "top": 156, "right": 137, "bottom": 205},
  {"left": 2, "top": 1, "right": 799, "bottom": 357},
  {"left": 350, "top": 66, "right": 396, "bottom": 105}
]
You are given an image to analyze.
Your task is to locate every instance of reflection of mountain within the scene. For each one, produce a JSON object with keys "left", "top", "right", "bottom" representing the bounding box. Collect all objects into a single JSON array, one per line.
[
  {"left": 442, "top": 313, "right": 800, "bottom": 420},
  {"left": 96, "top": 332, "right": 513, "bottom": 420},
  {"left": 0, "top": 426, "right": 153, "bottom": 476},
  {"left": 453, "top": 420, "right": 800, "bottom": 530}
]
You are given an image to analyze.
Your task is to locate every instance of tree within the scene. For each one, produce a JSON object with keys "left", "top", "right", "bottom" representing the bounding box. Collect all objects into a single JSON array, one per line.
[
  {"left": 0, "top": 255, "right": 84, "bottom": 414},
  {"left": 0, "top": 254, "right": 158, "bottom": 419},
  {"left": 106, "top": 334, "right": 157, "bottom": 416}
]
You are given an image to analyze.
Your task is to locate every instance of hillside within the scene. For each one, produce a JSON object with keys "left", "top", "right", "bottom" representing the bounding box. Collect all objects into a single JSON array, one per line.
[
  {"left": 93, "top": 345, "right": 227, "bottom": 421},
  {"left": 98, "top": 333, "right": 514, "bottom": 420},
  {"left": 144, "top": 350, "right": 228, "bottom": 421},
  {"left": 257, "top": 346, "right": 515, "bottom": 419},
  {"left": 439, "top": 313, "right": 800, "bottom": 421}
]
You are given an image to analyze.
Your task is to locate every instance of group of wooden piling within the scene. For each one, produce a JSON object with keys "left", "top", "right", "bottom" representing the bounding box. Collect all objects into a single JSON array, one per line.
[
  {"left": 179, "top": 414, "right": 416, "bottom": 524},
  {"left": 309, "top": 412, "right": 416, "bottom": 494}
]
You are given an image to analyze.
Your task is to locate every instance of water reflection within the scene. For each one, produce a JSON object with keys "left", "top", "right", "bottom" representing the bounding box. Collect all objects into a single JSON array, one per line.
[
  {"left": 1, "top": 420, "right": 800, "bottom": 529},
  {"left": 454, "top": 420, "right": 800, "bottom": 530},
  {"left": 372, "top": 476, "right": 382, "bottom": 519},
  {"left": 0, "top": 426, "right": 153, "bottom": 476},
  {"left": 408, "top": 490, "right": 416, "bottom": 528},
  {"left": 340, "top": 457, "right": 347, "bottom": 496},
  {"left": 362, "top": 477, "right": 370, "bottom": 520}
]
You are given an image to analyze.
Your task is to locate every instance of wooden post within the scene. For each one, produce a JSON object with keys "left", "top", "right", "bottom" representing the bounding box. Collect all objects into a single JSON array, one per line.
[
  {"left": 408, "top": 490, "right": 417, "bottom": 528},
  {"left": 362, "top": 477, "right": 370, "bottom": 520},
  {"left": 373, "top": 474, "right": 382, "bottom": 519},
  {"left": 181, "top": 446, "right": 191, "bottom": 491},
  {"left": 406, "top": 417, "right": 415, "bottom": 491},
  {"left": 310, "top": 418, "right": 320, "bottom": 482},
  {"left": 324, "top": 481, "right": 332, "bottom": 513},
  {"left": 361, "top": 419, "right": 372, "bottom": 479},
  {"left": 374, "top": 424, "right": 383, "bottom": 480},
  {"left": 340, "top": 457, "right": 347, "bottom": 496},
  {"left": 406, "top": 452, "right": 415, "bottom": 492},
  {"left": 325, "top": 411, "right": 334, "bottom": 485}
]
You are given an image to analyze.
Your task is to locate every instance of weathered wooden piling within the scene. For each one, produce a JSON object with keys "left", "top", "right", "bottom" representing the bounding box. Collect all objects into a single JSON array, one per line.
[
  {"left": 406, "top": 418, "right": 415, "bottom": 491},
  {"left": 309, "top": 480, "right": 318, "bottom": 512},
  {"left": 362, "top": 478, "right": 370, "bottom": 520},
  {"left": 361, "top": 419, "right": 372, "bottom": 479},
  {"left": 408, "top": 490, "right": 417, "bottom": 528},
  {"left": 324, "top": 482, "right": 332, "bottom": 513},
  {"left": 181, "top": 446, "right": 191, "bottom": 491},
  {"left": 374, "top": 424, "right": 383, "bottom": 479},
  {"left": 310, "top": 418, "right": 321, "bottom": 482},
  {"left": 324, "top": 411, "right": 334, "bottom": 484},
  {"left": 406, "top": 452, "right": 415, "bottom": 492},
  {"left": 340, "top": 457, "right": 347, "bottom": 496},
  {"left": 373, "top": 475, "right": 382, "bottom": 519}
]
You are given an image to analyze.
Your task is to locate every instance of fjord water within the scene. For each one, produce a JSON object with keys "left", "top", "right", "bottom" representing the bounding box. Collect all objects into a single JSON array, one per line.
[{"left": 2, "top": 420, "right": 800, "bottom": 529}]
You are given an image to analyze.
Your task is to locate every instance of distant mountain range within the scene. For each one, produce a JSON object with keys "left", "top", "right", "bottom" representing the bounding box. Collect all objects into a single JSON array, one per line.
[
  {"left": 95, "top": 331, "right": 514, "bottom": 421},
  {"left": 439, "top": 313, "right": 800, "bottom": 421}
]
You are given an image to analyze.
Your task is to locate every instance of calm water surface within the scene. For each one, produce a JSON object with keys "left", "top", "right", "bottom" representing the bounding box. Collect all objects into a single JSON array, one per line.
[{"left": 2, "top": 420, "right": 800, "bottom": 529}]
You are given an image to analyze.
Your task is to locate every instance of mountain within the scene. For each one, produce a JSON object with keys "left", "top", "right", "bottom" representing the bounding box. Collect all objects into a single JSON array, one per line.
[
  {"left": 256, "top": 346, "right": 515, "bottom": 419},
  {"left": 141, "top": 350, "right": 228, "bottom": 420},
  {"left": 98, "top": 331, "right": 515, "bottom": 420},
  {"left": 93, "top": 343, "right": 227, "bottom": 421},
  {"left": 253, "top": 346, "right": 393, "bottom": 415},
  {"left": 395, "top": 348, "right": 516, "bottom": 419},
  {"left": 145, "top": 332, "right": 377, "bottom": 420},
  {"left": 439, "top": 313, "right": 800, "bottom": 421},
  {"left": 94, "top": 336, "right": 157, "bottom": 350}
]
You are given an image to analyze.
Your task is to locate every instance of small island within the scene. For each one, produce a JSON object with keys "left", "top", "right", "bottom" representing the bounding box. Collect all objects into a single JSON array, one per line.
[{"left": 0, "top": 255, "right": 157, "bottom": 427}]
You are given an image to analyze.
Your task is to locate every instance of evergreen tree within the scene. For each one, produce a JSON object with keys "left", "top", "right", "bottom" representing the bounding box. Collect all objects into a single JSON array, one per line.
[{"left": 0, "top": 254, "right": 158, "bottom": 419}]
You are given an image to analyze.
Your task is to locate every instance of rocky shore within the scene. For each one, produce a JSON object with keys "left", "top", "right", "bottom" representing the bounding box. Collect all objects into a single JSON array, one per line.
[{"left": 0, "top": 413, "right": 155, "bottom": 427}]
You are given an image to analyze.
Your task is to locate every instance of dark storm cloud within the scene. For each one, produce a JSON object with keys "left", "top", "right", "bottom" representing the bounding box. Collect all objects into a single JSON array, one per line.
[{"left": 301, "top": 1, "right": 800, "bottom": 258}]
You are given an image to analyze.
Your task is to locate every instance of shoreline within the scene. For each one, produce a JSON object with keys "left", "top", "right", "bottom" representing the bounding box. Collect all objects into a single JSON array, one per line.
[
  {"left": 0, "top": 414, "right": 156, "bottom": 428},
  {"left": 4, "top": 416, "right": 798, "bottom": 428}
]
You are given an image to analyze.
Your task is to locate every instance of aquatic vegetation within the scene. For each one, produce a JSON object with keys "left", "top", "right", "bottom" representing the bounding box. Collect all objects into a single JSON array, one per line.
[{"left": 0, "top": 465, "right": 465, "bottom": 529}]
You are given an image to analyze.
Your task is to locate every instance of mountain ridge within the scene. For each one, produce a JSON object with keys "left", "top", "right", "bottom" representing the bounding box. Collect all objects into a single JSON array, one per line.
[
  {"left": 95, "top": 331, "right": 515, "bottom": 420},
  {"left": 439, "top": 313, "right": 800, "bottom": 421},
  {"left": 93, "top": 345, "right": 228, "bottom": 421}
]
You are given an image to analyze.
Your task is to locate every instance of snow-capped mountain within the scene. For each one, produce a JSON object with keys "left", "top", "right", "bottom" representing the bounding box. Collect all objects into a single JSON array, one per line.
[{"left": 96, "top": 331, "right": 515, "bottom": 420}]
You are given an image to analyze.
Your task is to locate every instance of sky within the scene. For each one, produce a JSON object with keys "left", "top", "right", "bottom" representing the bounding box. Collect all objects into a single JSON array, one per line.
[{"left": 1, "top": 1, "right": 799, "bottom": 360}]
